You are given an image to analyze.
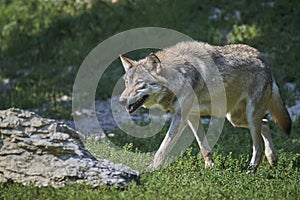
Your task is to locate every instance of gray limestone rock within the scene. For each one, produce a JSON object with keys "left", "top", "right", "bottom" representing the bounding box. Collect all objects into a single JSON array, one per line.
[{"left": 0, "top": 108, "right": 139, "bottom": 188}]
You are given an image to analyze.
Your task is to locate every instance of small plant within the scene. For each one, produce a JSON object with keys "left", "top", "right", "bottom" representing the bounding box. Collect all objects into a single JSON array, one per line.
[{"left": 229, "top": 24, "right": 260, "bottom": 43}]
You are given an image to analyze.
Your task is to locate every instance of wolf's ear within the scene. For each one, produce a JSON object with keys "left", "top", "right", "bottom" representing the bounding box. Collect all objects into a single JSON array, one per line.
[
  {"left": 120, "top": 55, "right": 135, "bottom": 72},
  {"left": 146, "top": 53, "right": 162, "bottom": 75}
]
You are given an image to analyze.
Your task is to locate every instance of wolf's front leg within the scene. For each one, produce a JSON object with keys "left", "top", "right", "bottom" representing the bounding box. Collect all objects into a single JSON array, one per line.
[
  {"left": 152, "top": 114, "right": 187, "bottom": 170},
  {"left": 187, "top": 114, "right": 214, "bottom": 168}
]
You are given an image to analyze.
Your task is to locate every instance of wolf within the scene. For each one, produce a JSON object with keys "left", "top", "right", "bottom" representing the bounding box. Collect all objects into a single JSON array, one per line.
[{"left": 118, "top": 41, "right": 291, "bottom": 173}]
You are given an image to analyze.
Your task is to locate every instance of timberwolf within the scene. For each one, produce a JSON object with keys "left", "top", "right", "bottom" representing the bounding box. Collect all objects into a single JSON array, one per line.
[{"left": 119, "top": 41, "right": 291, "bottom": 173}]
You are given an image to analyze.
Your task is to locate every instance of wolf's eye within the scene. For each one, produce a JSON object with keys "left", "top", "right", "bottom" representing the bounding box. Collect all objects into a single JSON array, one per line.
[
  {"left": 135, "top": 80, "right": 146, "bottom": 90},
  {"left": 136, "top": 80, "right": 144, "bottom": 85},
  {"left": 137, "top": 85, "right": 146, "bottom": 91}
]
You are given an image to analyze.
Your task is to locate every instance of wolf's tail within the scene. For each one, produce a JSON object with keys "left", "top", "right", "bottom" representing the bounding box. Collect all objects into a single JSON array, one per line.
[{"left": 267, "top": 81, "right": 292, "bottom": 135}]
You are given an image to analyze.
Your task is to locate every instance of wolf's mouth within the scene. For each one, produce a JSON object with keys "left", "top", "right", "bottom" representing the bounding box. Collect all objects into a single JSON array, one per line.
[{"left": 127, "top": 95, "right": 149, "bottom": 113}]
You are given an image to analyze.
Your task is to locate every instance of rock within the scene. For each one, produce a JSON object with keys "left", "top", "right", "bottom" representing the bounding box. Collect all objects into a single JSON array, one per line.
[{"left": 0, "top": 108, "right": 139, "bottom": 188}]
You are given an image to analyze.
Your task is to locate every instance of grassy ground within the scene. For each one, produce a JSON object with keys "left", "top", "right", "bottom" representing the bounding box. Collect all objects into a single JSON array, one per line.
[
  {"left": 1, "top": 122, "right": 300, "bottom": 199},
  {"left": 0, "top": 0, "right": 300, "bottom": 199}
]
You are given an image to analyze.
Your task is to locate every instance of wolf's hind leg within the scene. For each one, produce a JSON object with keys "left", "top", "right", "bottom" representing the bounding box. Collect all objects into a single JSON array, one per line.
[
  {"left": 246, "top": 100, "right": 266, "bottom": 173},
  {"left": 261, "top": 119, "right": 278, "bottom": 167},
  {"left": 188, "top": 114, "right": 214, "bottom": 168}
]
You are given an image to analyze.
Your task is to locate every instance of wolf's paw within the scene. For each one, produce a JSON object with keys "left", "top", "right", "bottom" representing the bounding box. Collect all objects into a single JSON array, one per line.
[
  {"left": 146, "top": 163, "right": 155, "bottom": 171},
  {"left": 205, "top": 160, "right": 214, "bottom": 168},
  {"left": 149, "top": 161, "right": 163, "bottom": 171},
  {"left": 246, "top": 164, "right": 257, "bottom": 174},
  {"left": 265, "top": 152, "right": 279, "bottom": 167}
]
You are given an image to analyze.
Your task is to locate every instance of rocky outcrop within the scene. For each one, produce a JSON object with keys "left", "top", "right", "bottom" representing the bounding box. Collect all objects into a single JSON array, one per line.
[{"left": 0, "top": 108, "right": 139, "bottom": 188}]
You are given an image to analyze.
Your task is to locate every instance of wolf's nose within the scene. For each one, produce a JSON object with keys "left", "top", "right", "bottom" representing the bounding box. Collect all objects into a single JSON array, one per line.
[{"left": 119, "top": 97, "right": 127, "bottom": 106}]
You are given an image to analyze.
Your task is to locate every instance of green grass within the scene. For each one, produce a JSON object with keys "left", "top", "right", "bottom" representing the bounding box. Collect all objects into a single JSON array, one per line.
[
  {"left": 1, "top": 164, "right": 299, "bottom": 200},
  {"left": 1, "top": 123, "right": 300, "bottom": 200},
  {"left": 0, "top": 0, "right": 300, "bottom": 199}
]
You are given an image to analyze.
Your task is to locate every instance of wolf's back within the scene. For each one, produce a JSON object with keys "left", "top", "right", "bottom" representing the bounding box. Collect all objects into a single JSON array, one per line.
[{"left": 268, "top": 81, "right": 292, "bottom": 134}]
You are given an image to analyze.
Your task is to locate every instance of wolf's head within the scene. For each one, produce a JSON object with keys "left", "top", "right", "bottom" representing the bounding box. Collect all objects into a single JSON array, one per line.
[{"left": 119, "top": 53, "right": 164, "bottom": 113}]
